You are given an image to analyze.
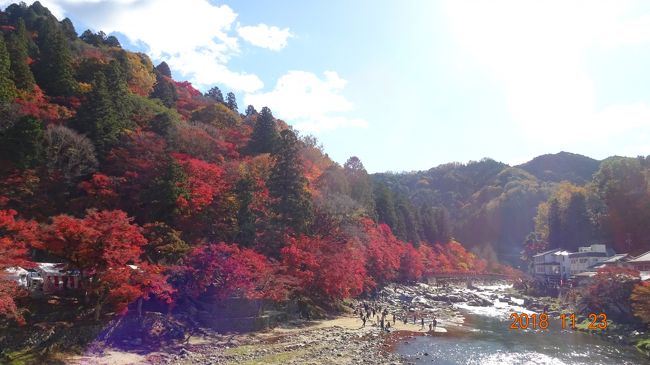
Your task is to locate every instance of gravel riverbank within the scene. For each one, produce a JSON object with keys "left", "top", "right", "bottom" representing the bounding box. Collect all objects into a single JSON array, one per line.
[{"left": 66, "top": 281, "right": 515, "bottom": 365}]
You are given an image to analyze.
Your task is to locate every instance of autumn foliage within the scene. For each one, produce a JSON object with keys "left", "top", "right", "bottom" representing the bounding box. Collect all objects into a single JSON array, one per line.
[
  {"left": 172, "top": 153, "right": 226, "bottom": 213},
  {"left": 631, "top": 281, "right": 650, "bottom": 325},
  {"left": 0, "top": 2, "right": 519, "bottom": 326},
  {"left": 38, "top": 210, "right": 173, "bottom": 318},
  {"left": 173, "top": 242, "right": 277, "bottom": 301},
  {"left": 578, "top": 267, "right": 640, "bottom": 321},
  {"left": 0, "top": 208, "right": 37, "bottom": 324},
  {"left": 281, "top": 235, "right": 366, "bottom": 300}
]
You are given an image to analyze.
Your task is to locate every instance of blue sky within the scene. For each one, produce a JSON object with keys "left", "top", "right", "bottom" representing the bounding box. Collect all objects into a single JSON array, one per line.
[{"left": 4, "top": 0, "right": 650, "bottom": 172}]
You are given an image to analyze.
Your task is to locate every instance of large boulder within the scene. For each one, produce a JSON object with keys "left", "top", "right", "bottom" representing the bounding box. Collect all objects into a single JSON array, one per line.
[{"left": 98, "top": 312, "right": 186, "bottom": 348}]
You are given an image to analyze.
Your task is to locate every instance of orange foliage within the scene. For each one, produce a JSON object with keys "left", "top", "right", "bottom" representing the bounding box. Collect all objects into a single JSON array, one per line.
[{"left": 15, "top": 86, "right": 74, "bottom": 123}]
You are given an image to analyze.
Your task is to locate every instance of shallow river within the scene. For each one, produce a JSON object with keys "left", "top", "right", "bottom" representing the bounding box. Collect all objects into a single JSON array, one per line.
[{"left": 395, "top": 287, "right": 648, "bottom": 364}]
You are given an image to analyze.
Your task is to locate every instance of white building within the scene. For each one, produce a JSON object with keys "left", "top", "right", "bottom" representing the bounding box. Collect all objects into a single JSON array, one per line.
[
  {"left": 568, "top": 244, "right": 611, "bottom": 275},
  {"left": 4, "top": 263, "right": 80, "bottom": 293},
  {"left": 3, "top": 267, "right": 30, "bottom": 288},
  {"left": 533, "top": 244, "right": 616, "bottom": 285},
  {"left": 533, "top": 249, "right": 570, "bottom": 284}
]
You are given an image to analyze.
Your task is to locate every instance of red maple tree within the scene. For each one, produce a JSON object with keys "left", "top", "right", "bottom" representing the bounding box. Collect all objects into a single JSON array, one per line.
[
  {"left": 38, "top": 210, "right": 172, "bottom": 319},
  {"left": 281, "top": 235, "right": 366, "bottom": 300},
  {"left": 0, "top": 208, "right": 38, "bottom": 324},
  {"left": 174, "top": 242, "right": 279, "bottom": 301}
]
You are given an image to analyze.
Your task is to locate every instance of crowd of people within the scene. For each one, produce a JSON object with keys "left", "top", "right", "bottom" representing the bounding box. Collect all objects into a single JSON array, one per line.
[{"left": 353, "top": 301, "right": 437, "bottom": 333}]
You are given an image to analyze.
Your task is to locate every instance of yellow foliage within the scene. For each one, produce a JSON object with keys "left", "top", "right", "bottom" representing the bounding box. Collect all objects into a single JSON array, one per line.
[
  {"left": 552, "top": 182, "right": 587, "bottom": 209},
  {"left": 78, "top": 82, "right": 92, "bottom": 93},
  {"left": 631, "top": 282, "right": 650, "bottom": 325},
  {"left": 191, "top": 103, "right": 240, "bottom": 129},
  {"left": 534, "top": 201, "right": 549, "bottom": 240},
  {"left": 125, "top": 52, "right": 156, "bottom": 96}
]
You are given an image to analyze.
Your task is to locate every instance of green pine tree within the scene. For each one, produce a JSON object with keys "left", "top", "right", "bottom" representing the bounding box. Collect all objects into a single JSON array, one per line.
[
  {"left": 247, "top": 106, "right": 279, "bottom": 154},
  {"left": 395, "top": 196, "right": 420, "bottom": 243},
  {"left": 0, "top": 116, "right": 44, "bottom": 168},
  {"left": 268, "top": 129, "right": 313, "bottom": 235},
  {"left": 146, "top": 160, "right": 189, "bottom": 224},
  {"left": 235, "top": 177, "right": 257, "bottom": 247},
  {"left": 151, "top": 70, "right": 177, "bottom": 108},
  {"left": 419, "top": 205, "right": 439, "bottom": 243},
  {"left": 59, "top": 18, "right": 77, "bottom": 41},
  {"left": 373, "top": 183, "right": 398, "bottom": 230},
  {"left": 105, "top": 60, "right": 133, "bottom": 123},
  {"left": 205, "top": 86, "right": 224, "bottom": 103},
  {"left": 72, "top": 72, "right": 119, "bottom": 155},
  {"left": 33, "top": 18, "right": 77, "bottom": 96},
  {"left": 0, "top": 34, "right": 17, "bottom": 102},
  {"left": 245, "top": 105, "right": 257, "bottom": 116},
  {"left": 6, "top": 19, "right": 35, "bottom": 91},
  {"left": 226, "top": 92, "right": 238, "bottom": 112}
]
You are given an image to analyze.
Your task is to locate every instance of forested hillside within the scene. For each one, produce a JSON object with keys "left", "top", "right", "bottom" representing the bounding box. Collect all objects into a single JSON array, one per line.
[
  {"left": 0, "top": 2, "right": 520, "bottom": 326},
  {"left": 517, "top": 151, "right": 600, "bottom": 185},
  {"left": 372, "top": 152, "right": 650, "bottom": 266}
]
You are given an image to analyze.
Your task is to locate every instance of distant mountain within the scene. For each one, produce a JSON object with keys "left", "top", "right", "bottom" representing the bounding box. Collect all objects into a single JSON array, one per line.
[
  {"left": 517, "top": 151, "right": 600, "bottom": 185},
  {"left": 370, "top": 152, "right": 605, "bottom": 265}
]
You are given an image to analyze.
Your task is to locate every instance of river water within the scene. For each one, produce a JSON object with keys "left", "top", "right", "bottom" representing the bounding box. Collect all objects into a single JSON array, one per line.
[{"left": 395, "top": 285, "right": 648, "bottom": 365}]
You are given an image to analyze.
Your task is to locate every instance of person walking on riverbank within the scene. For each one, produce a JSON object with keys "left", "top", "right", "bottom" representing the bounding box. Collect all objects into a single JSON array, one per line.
[
  {"left": 392, "top": 313, "right": 396, "bottom": 325},
  {"left": 421, "top": 317, "right": 425, "bottom": 329}
]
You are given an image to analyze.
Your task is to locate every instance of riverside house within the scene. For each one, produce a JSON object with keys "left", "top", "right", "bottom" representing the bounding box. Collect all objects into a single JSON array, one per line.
[
  {"left": 532, "top": 249, "right": 570, "bottom": 285},
  {"left": 567, "top": 244, "right": 612, "bottom": 275},
  {"left": 628, "top": 251, "right": 650, "bottom": 278},
  {"left": 533, "top": 244, "right": 615, "bottom": 286}
]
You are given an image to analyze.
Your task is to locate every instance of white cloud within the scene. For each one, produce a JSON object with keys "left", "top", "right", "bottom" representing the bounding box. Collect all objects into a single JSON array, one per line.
[
  {"left": 444, "top": 0, "right": 650, "bottom": 149},
  {"left": 245, "top": 71, "right": 368, "bottom": 132},
  {"left": 237, "top": 23, "right": 292, "bottom": 51},
  {"left": 1, "top": 0, "right": 270, "bottom": 92}
]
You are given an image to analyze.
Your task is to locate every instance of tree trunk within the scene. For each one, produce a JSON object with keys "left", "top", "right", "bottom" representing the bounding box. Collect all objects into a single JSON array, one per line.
[
  {"left": 137, "top": 297, "right": 143, "bottom": 317},
  {"left": 94, "top": 299, "right": 102, "bottom": 321}
]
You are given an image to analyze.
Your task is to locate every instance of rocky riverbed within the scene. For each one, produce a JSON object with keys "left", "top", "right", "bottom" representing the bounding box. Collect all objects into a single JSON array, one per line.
[{"left": 66, "top": 280, "right": 518, "bottom": 365}]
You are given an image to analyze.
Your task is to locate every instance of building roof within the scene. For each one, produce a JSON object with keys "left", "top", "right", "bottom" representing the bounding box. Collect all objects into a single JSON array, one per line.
[
  {"left": 36, "top": 263, "right": 69, "bottom": 275},
  {"left": 629, "top": 251, "right": 650, "bottom": 263},
  {"left": 4, "top": 267, "right": 29, "bottom": 276},
  {"left": 601, "top": 254, "right": 629, "bottom": 263},
  {"left": 590, "top": 256, "right": 628, "bottom": 269},
  {"left": 533, "top": 248, "right": 561, "bottom": 258},
  {"left": 568, "top": 251, "right": 609, "bottom": 258},
  {"left": 574, "top": 271, "right": 597, "bottom": 278}
]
